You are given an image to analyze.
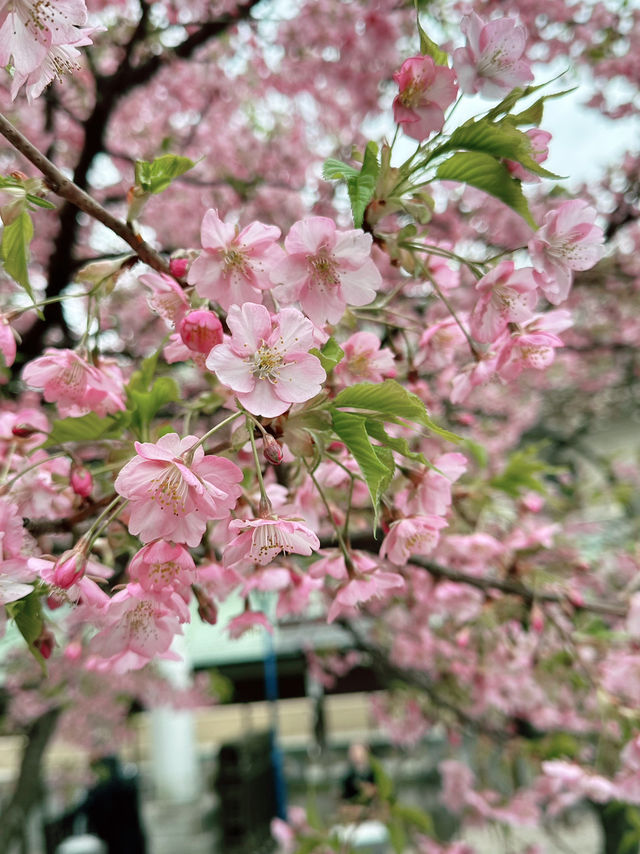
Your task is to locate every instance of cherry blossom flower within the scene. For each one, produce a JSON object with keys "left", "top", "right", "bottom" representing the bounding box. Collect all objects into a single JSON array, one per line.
[
  {"left": 380, "top": 515, "right": 448, "bottom": 565},
  {"left": 392, "top": 55, "right": 458, "bottom": 141},
  {"left": 88, "top": 583, "right": 188, "bottom": 673},
  {"left": 452, "top": 13, "right": 533, "bottom": 98},
  {"left": 206, "top": 302, "right": 326, "bottom": 418},
  {"left": 227, "top": 610, "right": 272, "bottom": 638},
  {"left": 529, "top": 200, "right": 604, "bottom": 304},
  {"left": 139, "top": 271, "right": 188, "bottom": 326},
  {"left": 0, "top": 315, "right": 16, "bottom": 370},
  {"left": 127, "top": 540, "right": 197, "bottom": 596},
  {"left": 114, "top": 433, "right": 243, "bottom": 547},
  {"left": 469, "top": 261, "right": 539, "bottom": 343},
  {"left": 496, "top": 312, "right": 570, "bottom": 379},
  {"left": 22, "top": 349, "right": 126, "bottom": 418},
  {"left": 270, "top": 217, "right": 382, "bottom": 325},
  {"left": 397, "top": 452, "right": 467, "bottom": 516},
  {"left": 0, "top": 0, "right": 100, "bottom": 101},
  {"left": 327, "top": 569, "right": 405, "bottom": 623},
  {"left": 334, "top": 331, "right": 396, "bottom": 387},
  {"left": 506, "top": 129, "right": 552, "bottom": 182},
  {"left": 223, "top": 516, "right": 320, "bottom": 566},
  {"left": 187, "top": 209, "right": 284, "bottom": 310}
]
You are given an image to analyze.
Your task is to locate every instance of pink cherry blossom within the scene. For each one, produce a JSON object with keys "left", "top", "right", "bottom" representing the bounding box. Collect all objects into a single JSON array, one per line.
[
  {"left": 496, "top": 314, "right": 569, "bottom": 380},
  {"left": 187, "top": 209, "right": 284, "bottom": 311},
  {"left": 88, "top": 583, "right": 188, "bottom": 673},
  {"left": 334, "top": 331, "right": 396, "bottom": 387},
  {"left": 227, "top": 610, "right": 272, "bottom": 638},
  {"left": 223, "top": 516, "right": 320, "bottom": 566},
  {"left": 469, "top": 261, "right": 539, "bottom": 343},
  {"left": 206, "top": 302, "right": 326, "bottom": 418},
  {"left": 327, "top": 569, "right": 405, "bottom": 623},
  {"left": 380, "top": 515, "right": 448, "bottom": 565},
  {"left": 452, "top": 13, "right": 533, "bottom": 98},
  {"left": 270, "top": 217, "right": 382, "bottom": 325},
  {"left": 0, "top": 315, "right": 16, "bottom": 370},
  {"left": 22, "top": 348, "right": 126, "bottom": 418},
  {"left": 392, "top": 55, "right": 458, "bottom": 141},
  {"left": 397, "top": 452, "right": 467, "bottom": 516},
  {"left": 127, "top": 540, "right": 196, "bottom": 596},
  {"left": 114, "top": 433, "right": 243, "bottom": 547},
  {"left": 139, "top": 271, "right": 189, "bottom": 326},
  {"left": 506, "top": 129, "right": 552, "bottom": 182},
  {"left": 529, "top": 200, "right": 605, "bottom": 304}
]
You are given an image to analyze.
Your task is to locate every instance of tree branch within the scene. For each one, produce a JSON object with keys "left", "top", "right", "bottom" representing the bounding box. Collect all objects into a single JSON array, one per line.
[{"left": 0, "top": 114, "right": 171, "bottom": 275}]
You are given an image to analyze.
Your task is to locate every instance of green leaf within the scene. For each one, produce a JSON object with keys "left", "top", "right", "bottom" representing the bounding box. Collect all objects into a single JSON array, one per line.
[
  {"left": 310, "top": 337, "right": 344, "bottom": 374},
  {"left": 44, "top": 411, "right": 130, "bottom": 448},
  {"left": 322, "top": 158, "right": 360, "bottom": 181},
  {"left": 26, "top": 194, "right": 56, "bottom": 210},
  {"left": 433, "top": 118, "right": 561, "bottom": 179},
  {"left": 348, "top": 174, "right": 376, "bottom": 228},
  {"left": 490, "top": 445, "right": 555, "bottom": 497},
  {"left": 416, "top": 13, "right": 449, "bottom": 66},
  {"left": 134, "top": 154, "right": 196, "bottom": 195},
  {"left": 331, "top": 410, "right": 394, "bottom": 521},
  {"left": 127, "top": 377, "right": 180, "bottom": 438},
  {"left": 388, "top": 819, "right": 407, "bottom": 854},
  {"left": 365, "top": 419, "right": 427, "bottom": 465},
  {"left": 370, "top": 756, "right": 394, "bottom": 802},
  {"left": 7, "top": 592, "right": 45, "bottom": 668},
  {"left": 436, "top": 151, "right": 536, "bottom": 228},
  {"left": 332, "top": 380, "right": 460, "bottom": 442},
  {"left": 127, "top": 351, "right": 161, "bottom": 395},
  {"left": 1, "top": 210, "right": 36, "bottom": 306},
  {"left": 391, "top": 803, "right": 434, "bottom": 834}
]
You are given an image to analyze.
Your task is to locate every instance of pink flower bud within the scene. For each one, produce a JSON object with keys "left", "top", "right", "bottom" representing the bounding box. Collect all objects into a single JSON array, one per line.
[
  {"left": 263, "top": 434, "right": 284, "bottom": 465},
  {"left": 530, "top": 604, "right": 544, "bottom": 634},
  {"left": 169, "top": 257, "right": 189, "bottom": 278},
  {"left": 52, "top": 550, "right": 86, "bottom": 589},
  {"left": 64, "top": 641, "right": 83, "bottom": 661},
  {"left": 34, "top": 626, "right": 56, "bottom": 660},
  {"left": 12, "top": 423, "right": 39, "bottom": 438},
  {"left": 179, "top": 310, "right": 224, "bottom": 354},
  {"left": 193, "top": 585, "right": 218, "bottom": 625},
  {"left": 70, "top": 466, "right": 93, "bottom": 498}
]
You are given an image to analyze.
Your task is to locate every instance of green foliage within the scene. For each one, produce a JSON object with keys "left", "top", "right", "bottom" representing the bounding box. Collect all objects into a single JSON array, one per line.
[
  {"left": 329, "top": 380, "right": 459, "bottom": 521},
  {"left": 490, "top": 444, "right": 556, "bottom": 497},
  {"left": 6, "top": 592, "right": 46, "bottom": 668},
  {"left": 433, "top": 117, "right": 561, "bottom": 179},
  {"left": 310, "top": 337, "right": 344, "bottom": 373},
  {"left": 436, "top": 151, "right": 536, "bottom": 228},
  {"left": 134, "top": 154, "right": 196, "bottom": 195},
  {"left": 125, "top": 351, "right": 181, "bottom": 439},
  {"left": 323, "top": 141, "right": 379, "bottom": 227},
  {"left": 1, "top": 209, "right": 37, "bottom": 306},
  {"left": 415, "top": 7, "right": 449, "bottom": 66},
  {"left": 44, "top": 411, "right": 130, "bottom": 448}
]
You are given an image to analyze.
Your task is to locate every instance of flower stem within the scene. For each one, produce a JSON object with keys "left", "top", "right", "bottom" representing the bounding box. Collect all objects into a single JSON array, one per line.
[{"left": 247, "top": 416, "right": 272, "bottom": 515}]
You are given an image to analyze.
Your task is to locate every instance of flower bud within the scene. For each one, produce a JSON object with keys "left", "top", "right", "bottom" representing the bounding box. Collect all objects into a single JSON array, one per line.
[
  {"left": 52, "top": 549, "right": 86, "bottom": 589},
  {"left": 179, "top": 310, "right": 224, "bottom": 354},
  {"left": 64, "top": 641, "right": 83, "bottom": 662},
  {"left": 34, "top": 626, "right": 56, "bottom": 660},
  {"left": 169, "top": 257, "right": 189, "bottom": 279},
  {"left": 12, "top": 423, "right": 39, "bottom": 438},
  {"left": 193, "top": 585, "right": 218, "bottom": 625},
  {"left": 263, "top": 434, "right": 284, "bottom": 466},
  {"left": 70, "top": 465, "right": 93, "bottom": 498}
]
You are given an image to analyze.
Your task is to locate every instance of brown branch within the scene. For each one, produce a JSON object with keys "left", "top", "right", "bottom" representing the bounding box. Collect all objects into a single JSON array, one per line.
[
  {"left": 327, "top": 534, "right": 628, "bottom": 619},
  {"left": 0, "top": 114, "right": 171, "bottom": 276}
]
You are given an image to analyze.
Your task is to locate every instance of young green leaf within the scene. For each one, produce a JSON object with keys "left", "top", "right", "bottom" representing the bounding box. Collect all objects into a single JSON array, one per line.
[
  {"left": 7, "top": 592, "right": 46, "bottom": 668},
  {"left": 309, "top": 337, "right": 344, "bottom": 373},
  {"left": 1, "top": 209, "right": 36, "bottom": 305},
  {"left": 416, "top": 12, "right": 449, "bottom": 66},
  {"left": 436, "top": 152, "right": 537, "bottom": 228},
  {"left": 44, "top": 411, "right": 130, "bottom": 448},
  {"left": 134, "top": 154, "right": 196, "bottom": 195},
  {"left": 322, "top": 158, "right": 360, "bottom": 181}
]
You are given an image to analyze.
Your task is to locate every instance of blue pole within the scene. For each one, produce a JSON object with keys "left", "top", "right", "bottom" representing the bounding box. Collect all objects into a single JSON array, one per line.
[{"left": 263, "top": 629, "right": 288, "bottom": 820}]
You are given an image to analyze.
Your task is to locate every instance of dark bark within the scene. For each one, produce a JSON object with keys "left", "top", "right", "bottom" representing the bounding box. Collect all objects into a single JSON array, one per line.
[
  {"left": 17, "top": 0, "right": 260, "bottom": 361},
  {"left": 0, "top": 707, "right": 61, "bottom": 853}
]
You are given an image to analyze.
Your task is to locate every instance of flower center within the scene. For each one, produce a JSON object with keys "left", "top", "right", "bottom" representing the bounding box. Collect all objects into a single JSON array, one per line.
[
  {"left": 150, "top": 561, "right": 179, "bottom": 583},
  {"left": 251, "top": 343, "right": 284, "bottom": 382},
  {"left": 127, "top": 600, "right": 154, "bottom": 637},
  {"left": 308, "top": 251, "right": 339, "bottom": 290},
  {"left": 148, "top": 464, "right": 189, "bottom": 515},
  {"left": 223, "top": 247, "right": 250, "bottom": 277},
  {"left": 399, "top": 80, "right": 422, "bottom": 109}
]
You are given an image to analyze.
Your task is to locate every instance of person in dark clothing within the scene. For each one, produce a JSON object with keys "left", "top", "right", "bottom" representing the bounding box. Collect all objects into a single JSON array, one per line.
[
  {"left": 75, "top": 756, "right": 147, "bottom": 854},
  {"left": 341, "top": 742, "right": 376, "bottom": 804}
]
